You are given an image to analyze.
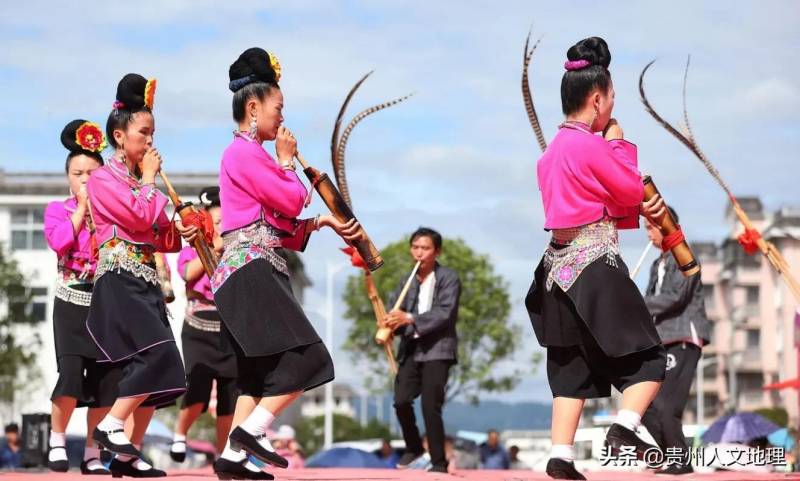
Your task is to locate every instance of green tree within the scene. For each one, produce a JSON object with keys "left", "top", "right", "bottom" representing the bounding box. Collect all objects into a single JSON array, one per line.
[
  {"left": 342, "top": 237, "right": 527, "bottom": 404},
  {"left": 295, "top": 414, "right": 391, "bottom": 456},
  {"left": 0, "top": 244, "right": 41, "bottom": 404}
]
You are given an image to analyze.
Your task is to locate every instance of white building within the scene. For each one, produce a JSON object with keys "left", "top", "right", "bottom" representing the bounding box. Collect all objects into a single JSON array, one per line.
[{"left": 0, "top": 170, "right": 312, "bottom": 431}]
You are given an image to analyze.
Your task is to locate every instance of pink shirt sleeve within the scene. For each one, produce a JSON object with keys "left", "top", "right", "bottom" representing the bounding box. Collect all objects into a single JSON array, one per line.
[
  {"left": 44, "top": 201, "right": 77, "bottom": 257},
  {"left": 177, "top": 246, "right": 200, "bottom": 281},
  {"left": 223, "top": 146, "right": 307, "bottom": 219},
  {"left": 88, "top": 169, "right": 169, "bottom": 233},
  {"left": 586, "top": 139, "right": 644, "bottom": 208}
]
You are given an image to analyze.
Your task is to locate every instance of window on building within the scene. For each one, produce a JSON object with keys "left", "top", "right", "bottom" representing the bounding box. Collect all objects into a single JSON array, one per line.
[
  {"left": 8, "top": 286, "right": 49, "bottom": 323},
  {"left": 10, "top": 207, "right": 46, "bottom": 250},
  {"left": 745, "top": 286, "right": 759, "bottom": 307},
  {"left": 702, "top": 285, "right": 716, "bottom": 311},
  {"left": 746, "top": 329, "right": 760, "bottom": 349}
]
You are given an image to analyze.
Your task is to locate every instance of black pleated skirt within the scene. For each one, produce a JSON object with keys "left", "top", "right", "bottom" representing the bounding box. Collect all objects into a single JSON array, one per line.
[
  {"left": 51, "top": 292, "right": 121, "bottom": 408},
  {"left": 526, "top": 254, "right": 662, "bottom": 358},
  {"left": 214, "top": 259, "right": 334, "bottom": 396},
  {"left": 87, "top": 269, "right": 186, "bottom": 407},
  {"left": 181, "top": 311, "right": 237, "bottom": 379}
]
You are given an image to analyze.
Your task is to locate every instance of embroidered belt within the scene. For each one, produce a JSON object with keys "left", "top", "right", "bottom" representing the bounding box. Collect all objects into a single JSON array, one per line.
[
  {"left": 95, "top": 238, "right": 159, "bottom": 285},
  {"left": 54, "top": 283, "right": 93, "bottom": 306},
  {"left": 543, "top": 217, "right": 620, "bottom": 292},
  {"left": 211, "top": 221, "right": 288, "bottom": 293},
  {"left": 185, "top": 299, "right": 220, "bottom": 332}
]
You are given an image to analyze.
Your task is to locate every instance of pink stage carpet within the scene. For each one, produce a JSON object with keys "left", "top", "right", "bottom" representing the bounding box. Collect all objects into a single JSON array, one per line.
[{"left": 2, "top": 468, "right": 800, "bottom": 481}]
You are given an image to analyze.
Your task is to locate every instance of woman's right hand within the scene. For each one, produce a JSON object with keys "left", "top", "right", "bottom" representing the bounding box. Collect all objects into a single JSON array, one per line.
[
  {"left": 141, "top": 148, "right": 162, "bottom": 182},
  {"left": 275, "top": 126, "right": 298, "bottom": 165},
  {"left": 603, "top": 118, "right": 623, "bottom": 141},
  {"left": 320, "top": 215, "right": 362, "bottom": 243},
  {"left": 76, "top": 184, "right": 89, "bottom": 209}
]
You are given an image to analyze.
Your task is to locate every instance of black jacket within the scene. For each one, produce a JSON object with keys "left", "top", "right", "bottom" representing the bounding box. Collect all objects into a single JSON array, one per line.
[
  {"left": 645, "top": 254, "right": 711, "bottom": 346},
  {"left": 389, "top": 263, "right": 460, "bottom": 363}
]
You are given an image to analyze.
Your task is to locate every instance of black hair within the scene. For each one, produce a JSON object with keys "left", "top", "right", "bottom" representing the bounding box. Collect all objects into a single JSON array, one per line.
[
  {"left": 560, "top": 37, "right": 612, "bottom": 115},
  {"left": 410, "top": 227, "right": 443, "bottom": 250},
  {"left": 60, "top": 119, "right": 105, "bottom": 172},
  {"left": 4, "top": 423, "right": 18, "bottom": 433},
  {"left": 106, "top": 73, "right": 154, "bottom": 149},
  {"left": 232, "top": 82, "right": 276, "bottom": 123},
  {"left": 229, "top": 47, "right": 281, "bottom": 123},
  {"left": 199, "top": 186, "right": 221, "bottom": 208}
]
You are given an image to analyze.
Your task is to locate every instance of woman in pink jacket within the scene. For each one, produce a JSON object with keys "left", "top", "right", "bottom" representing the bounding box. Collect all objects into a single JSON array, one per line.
[
  {"left": 87, "top": 73, "right": 190, "bottom": 477},
  {"left": 525, "top": 37, "right": 667, "bottom": 480},
  {"left": 44, "top": 119, "right": 114, "bottom": 475},
  {"left": 211, "top": 48, "right": 360, "bottom": 481}
]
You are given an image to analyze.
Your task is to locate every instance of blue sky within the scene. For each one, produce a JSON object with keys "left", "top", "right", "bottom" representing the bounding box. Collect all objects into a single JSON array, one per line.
[{"left": 1, "top": 1, "right": 798, "bottom": 403}]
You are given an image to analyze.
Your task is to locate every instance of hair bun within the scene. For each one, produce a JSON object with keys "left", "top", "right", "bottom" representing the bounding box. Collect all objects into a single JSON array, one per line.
[
  {"left": 198, "top": 186, "right": 221, "bottom": 207},
  {"left": 228, "top": 47, "right": 281, "bottom": 92},
  {"left": 566, "top": 37, "right": 611, "bottom": 69},
  {"left": 115, "top": 73, "right": 157, "bottom": 110},
  {"left": 61, "top": 119, "right": 107, "bottom": 154}
]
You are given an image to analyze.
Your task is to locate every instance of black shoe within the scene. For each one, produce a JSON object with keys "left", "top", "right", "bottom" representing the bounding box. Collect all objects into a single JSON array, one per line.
[
  {"left": 213, "top": 458, "right": 274, "bottom": 480},
  {"left": 48, "top": 447, "right": 69, "bottom": 472},
  {"left": 169, "top": 441, "right": 186, "bottom": 463},
  {"left": 93, "top": 428, "right": 143, "bottom": 458},
  {"left": 426, "top": 464, "right": 448, "bottom": 473},
  {"left": 656, "top": 463, "right": 694, "bottom": 475},
  {"left": 81, "top": 458, "right": 111, "bottom": 475},
  {"left": 396, "top": 450, "right": 425, "bottom": 469},
  {"left": 228, "top": 427, "right": 288, "bottom": 469},
  {"left": 109, "top": 458, "right": 166, "bottom": 478},
  {"left": 545, "top": 458, "right": 586, "bottom": 480},
  {"left": 605, "top": 423, "right": 660, "bottom": 460}
]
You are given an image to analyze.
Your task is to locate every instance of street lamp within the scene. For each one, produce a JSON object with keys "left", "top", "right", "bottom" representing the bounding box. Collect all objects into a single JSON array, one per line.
[{"left": 304, "top": 261, "right": 348, "bottom": 450}]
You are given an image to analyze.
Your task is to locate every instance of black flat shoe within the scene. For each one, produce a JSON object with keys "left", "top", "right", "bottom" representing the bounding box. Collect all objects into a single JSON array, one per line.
[
  {"left": 48, "top": 447, "right": 69, "bottom": 472},
  {"left": 396, "top": 450, "right": 425, "bottom": 469},
  {"left": 213, "top": 458, "right": 274, "bottom": 480},
  {"left": 545, "top": 458, "right": 586, "bottom": 480},
  {"left": 228, "top": 427, "right": 288, "bottom": 469},
  {"left": 605, "top": 423, "right": 660, "bottom": 460},
  {"left": 81, "top": 458, "right": 111, "bottom": 475},
  {"left": 93, "top": 428, "right": 143, "bottom": 458},
  {"left": 169, "top": 441, "right": 186, "bottom": 463},
  {"left": 109, "top": 458, "right": 166, "bottom": 478}
]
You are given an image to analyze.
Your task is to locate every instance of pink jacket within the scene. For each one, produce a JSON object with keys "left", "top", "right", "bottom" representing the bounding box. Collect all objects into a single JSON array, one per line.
[
  {"left": 87, "top": 158, "right": 179, "bottom": 252},
  {"left": 177, "top": 246, "right": 212, "bottom": 301},
  {"left": 537, "top": 126, "right": 642, "bottom": 230},
  {"left": 44, "top": 197, "right": 96, "bottom": 276},
  {"left": 219, "top": 136, "right": 311, "bottom": 251}
]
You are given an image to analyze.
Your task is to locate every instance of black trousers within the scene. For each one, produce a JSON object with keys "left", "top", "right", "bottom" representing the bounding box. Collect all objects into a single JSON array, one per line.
[
  {"left": 393, "top": 358, "right": 452, "bottom": 468},
  {"left": 642, "top": 342, "right": 701, "bottom": 458}
]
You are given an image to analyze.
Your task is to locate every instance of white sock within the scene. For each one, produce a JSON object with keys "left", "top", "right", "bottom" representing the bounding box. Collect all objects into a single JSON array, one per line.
[
  {"left": 49, "top": 432, "right": 67, "bottom": 462},
  {"left": 238, "top": 406, "right": 275, "bottom": 436},
  {"left": 171, "top": 434, "right": 186, "bottom": 453},
  {"left": 97, "top": 415, "right": 129, "bottom": 445},
  {"left": 221, "top": 438, "right": 247, "bottom": 462},
  {"left": 83, "top": 447, "right": 105, "bottom": 471},
  {"left": 615, "top": 409, "right": 642, "bottom": 431},
  {"left": 550, "top": 444, "right": 575, "bottom": 462},
  {"left": 238, "top": 407, "right": 277, "bottom": 453}
]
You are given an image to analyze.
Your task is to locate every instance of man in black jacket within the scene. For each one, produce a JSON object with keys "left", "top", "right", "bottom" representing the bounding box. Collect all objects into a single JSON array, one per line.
[
  {"left": 641, "top": 207, "right": 711, "bottom": 476},
  {"left": 384, "top": 227, "right": 461, "bottom": 474}
]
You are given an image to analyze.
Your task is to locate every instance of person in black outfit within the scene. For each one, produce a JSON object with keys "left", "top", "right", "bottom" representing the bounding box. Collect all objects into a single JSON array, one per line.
[
  {"left": 641, "top": 207, "right": 711, "bottom": 476},
  {"left": 383, "top": 227, "right": 461, "bottom": 474}
]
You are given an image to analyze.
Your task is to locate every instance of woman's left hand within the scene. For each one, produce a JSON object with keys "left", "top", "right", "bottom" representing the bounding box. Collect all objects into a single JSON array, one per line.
[
  {"left": 319, "top": 215, "right": 362, "bottom": 243},
  {"left": 175, "top": 220, "right": 199, "bottom": 243},
  {"left": 641, "top": 193, "right": 666, "bottom": 223}
]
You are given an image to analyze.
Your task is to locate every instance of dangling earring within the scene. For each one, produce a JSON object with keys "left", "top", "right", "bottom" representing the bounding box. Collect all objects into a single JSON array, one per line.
[
  {"left": 249, "top": 114, "right": 258, "bottom": 139},
  {"left": 589, "top": 105, "right": 599, "bottom": 131}
]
